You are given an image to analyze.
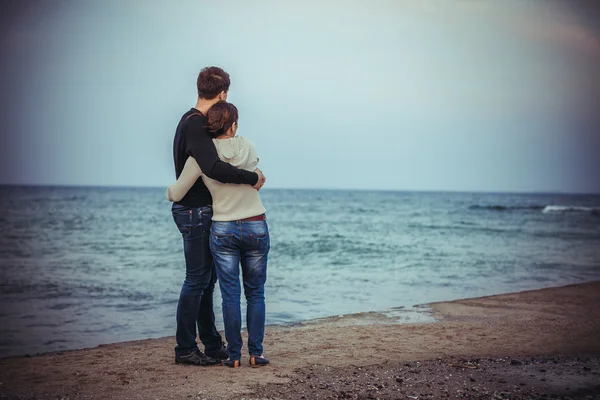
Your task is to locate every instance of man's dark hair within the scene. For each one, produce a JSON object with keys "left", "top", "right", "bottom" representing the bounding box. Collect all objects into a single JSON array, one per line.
[
  {"left": 206, "top": 101, "right": 239, "bottom": 138},
  {"left": 197, "top": 66, "right": 230, "bottom": 100}
]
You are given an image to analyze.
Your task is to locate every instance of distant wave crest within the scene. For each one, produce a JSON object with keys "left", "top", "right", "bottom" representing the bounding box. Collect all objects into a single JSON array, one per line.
[{"left": 542, "top": 205, "right": 600, "bottom": 214}]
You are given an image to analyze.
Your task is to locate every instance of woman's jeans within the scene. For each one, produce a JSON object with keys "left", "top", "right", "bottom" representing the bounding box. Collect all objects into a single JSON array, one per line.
[
  {"left": 172, "top": 204, "right": 223, "bottom": 356},
  {"left": 209, "top": 220, "right": 270, "bottom": 361}
]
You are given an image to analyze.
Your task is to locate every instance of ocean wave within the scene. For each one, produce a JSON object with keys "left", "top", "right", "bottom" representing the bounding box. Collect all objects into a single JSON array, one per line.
[
  {"left": 542, "top": 205, "right": 600, "bottom": 215},
  {"left": 407, "top": 222, "right": 516, "bottom": 235},
  {"left": 469, "top": 204, "right": 545, "bottom": 211}
]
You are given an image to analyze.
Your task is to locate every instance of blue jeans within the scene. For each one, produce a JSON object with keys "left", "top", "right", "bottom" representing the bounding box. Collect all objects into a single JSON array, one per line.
[
  {"left": 209, "top": 220, "right": 270, "bottom": 361},
  {"left": 172, "top": 204, "right": 223, "bottom": 356}
]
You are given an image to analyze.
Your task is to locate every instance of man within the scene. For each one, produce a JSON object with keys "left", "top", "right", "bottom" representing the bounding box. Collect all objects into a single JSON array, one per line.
[{"left": 171, "top": 66, "right": 265, "bottom": 365}]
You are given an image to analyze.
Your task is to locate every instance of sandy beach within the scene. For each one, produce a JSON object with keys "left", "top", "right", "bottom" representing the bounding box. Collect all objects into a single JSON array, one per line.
[{"left": 1, "top": 281, "right": 599, "bottom": 400}]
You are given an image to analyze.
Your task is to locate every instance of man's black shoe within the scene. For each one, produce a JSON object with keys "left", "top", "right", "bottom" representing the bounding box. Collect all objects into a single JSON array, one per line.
[
  {"left": 175, "top": 349, "right": 220, "bottom": 366},
  {"left": 205, "top": 344, "right": 229, "bottom": 361}
]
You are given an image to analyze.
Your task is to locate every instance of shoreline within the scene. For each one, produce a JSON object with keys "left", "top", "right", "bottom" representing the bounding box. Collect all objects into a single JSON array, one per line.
[
  {"left": 0, "top": 304, "right": 438, "bottom": 362},
  {"left": 1, "top": 281, "right": 599, "bottom": 399},
  {"left": 3, "top": 281, "right": 578, "bottom": 361}
]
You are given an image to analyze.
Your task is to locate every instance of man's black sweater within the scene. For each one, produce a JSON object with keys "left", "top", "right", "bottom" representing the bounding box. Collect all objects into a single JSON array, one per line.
[{"left": 172, "top": 108, "right": 259, "bottom": 207}]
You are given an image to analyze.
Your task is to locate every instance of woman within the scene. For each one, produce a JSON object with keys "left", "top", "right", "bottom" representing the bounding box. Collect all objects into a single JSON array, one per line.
[{"left": 167, "top": 101, "right": 270, "bottom": 368}]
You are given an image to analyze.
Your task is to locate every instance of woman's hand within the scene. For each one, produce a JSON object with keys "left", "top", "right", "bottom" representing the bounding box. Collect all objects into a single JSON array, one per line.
[{"left": 253, "top": 168, "right": 266, "bottom": 191}]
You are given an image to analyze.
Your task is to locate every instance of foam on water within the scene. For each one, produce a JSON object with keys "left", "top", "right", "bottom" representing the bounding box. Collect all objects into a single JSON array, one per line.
[{"left": 542, "top": 205, "right": 600, "bottom": 214}]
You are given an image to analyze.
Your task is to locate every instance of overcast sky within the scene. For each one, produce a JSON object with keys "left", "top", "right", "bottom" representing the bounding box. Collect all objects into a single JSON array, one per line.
[{"left": 1, "top": 0, "right": 599, "bottom": 192}]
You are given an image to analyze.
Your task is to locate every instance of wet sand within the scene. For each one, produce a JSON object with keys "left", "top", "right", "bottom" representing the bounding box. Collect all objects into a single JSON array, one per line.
[{"left": 1, "top": 281, "right": 599, "bottom": 399}]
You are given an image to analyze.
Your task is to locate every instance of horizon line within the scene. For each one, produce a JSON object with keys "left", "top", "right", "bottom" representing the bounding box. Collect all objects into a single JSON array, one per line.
[{"left": 0, "top": 183, "right": 599, "bottom": 196}]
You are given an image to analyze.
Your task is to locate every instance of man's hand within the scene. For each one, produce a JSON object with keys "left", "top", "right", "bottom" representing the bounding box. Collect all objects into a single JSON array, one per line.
[{"left": 253, "top": 168, "right": 266, "bottom": 191}]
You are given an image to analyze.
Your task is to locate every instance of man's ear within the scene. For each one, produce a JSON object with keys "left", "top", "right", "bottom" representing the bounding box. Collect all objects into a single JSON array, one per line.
[{"left": 219, "top": 91, "right": 227, "bottom": 101}]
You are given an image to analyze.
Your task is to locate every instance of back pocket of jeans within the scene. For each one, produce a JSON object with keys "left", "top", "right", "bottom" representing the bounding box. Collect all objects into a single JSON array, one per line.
[
  {"left": 212, "top": 232, "right": 233, "bottom": 240},
  {"left": 250, "top": 233, "right": 270, "bottom": 251},
  {"left": 172, "top": 209, "right": 192, "bottom": 238},
  {"left": 210, "top": 233, "right": 234, "bottom": 252}
]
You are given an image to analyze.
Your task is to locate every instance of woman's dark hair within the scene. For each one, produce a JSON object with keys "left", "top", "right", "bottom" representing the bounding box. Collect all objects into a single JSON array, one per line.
[
  {"left": 197, "top": 66, "right": 230, "bottom": 100},
  {"left": 205, "top": 101, "right": 239, "bottom": 138}
]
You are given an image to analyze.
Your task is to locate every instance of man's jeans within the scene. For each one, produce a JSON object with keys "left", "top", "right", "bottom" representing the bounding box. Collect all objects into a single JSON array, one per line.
[
  {"left": 172, "top": 204, "right": 223, "bottom": 356},
  {"left": 209, "top": 220, "right": 270, "bottom": 361}
]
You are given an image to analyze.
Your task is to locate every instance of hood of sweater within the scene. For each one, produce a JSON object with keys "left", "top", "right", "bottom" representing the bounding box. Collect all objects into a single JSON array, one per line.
[{"left": 212, "top": 136, "right": 253, "bottom": 168}]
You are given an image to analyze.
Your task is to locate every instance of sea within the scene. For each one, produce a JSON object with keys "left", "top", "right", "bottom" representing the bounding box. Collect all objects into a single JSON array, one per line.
[{"left": 0, "top": 186, "right": 599, "bottom": 358}]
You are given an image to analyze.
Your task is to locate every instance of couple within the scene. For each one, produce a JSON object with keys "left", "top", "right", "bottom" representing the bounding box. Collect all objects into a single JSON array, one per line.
[{"left": 167, "top": 66, "right": 270, "bottom": 368}]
